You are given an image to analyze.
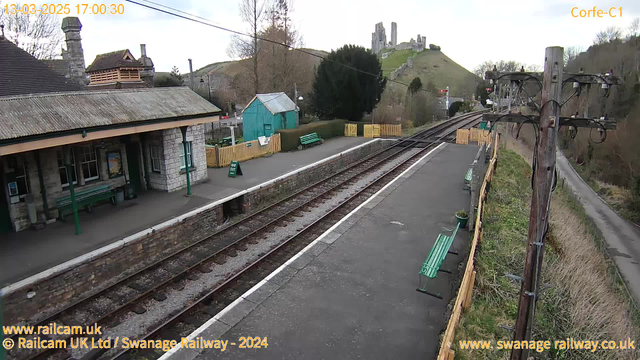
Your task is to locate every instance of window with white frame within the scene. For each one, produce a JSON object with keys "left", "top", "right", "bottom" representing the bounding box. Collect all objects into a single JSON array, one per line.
[
  {"left": 80, "top": 144, "right": 99, "bottom": 181},
  {"left": 57, "top": 150, "right": 77, "bottom": 187},
  {"left": 178, "top": 142, "right": 193, "bottom": 170},
  {"left": 150, "top": 145, "right": 162, "bottom": 173}
]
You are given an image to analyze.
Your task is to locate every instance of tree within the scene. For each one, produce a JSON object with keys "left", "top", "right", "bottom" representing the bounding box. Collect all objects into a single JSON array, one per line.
[
  {"left": 312, "top": 45, "right": 386, "bottom": 121},
  {"left": 473, "top": 60, "right": 541, "bottom": 78},
  {"left": 628, "top": 18, "right": 639, "bottom": 38},
  {"left": 594, "top": 26, "right": 622, "bottom": 45},
  {"left": 564, "top": 46, "right": 583, "bottom": 65},
  {"left": 408, "top": 77, "right": 422, "bottom": 95},
  {"left": 0, "top": 3, "right": 63, "bottom": 59},
  {"left": 154, "top": 66, "right": 184, "bottom": 87},
  {"left": 227, "top": 0, "right": 267, "bottom": 95},
  {"left": 259, "top": 0, "right": 305, "bottom": 94}
]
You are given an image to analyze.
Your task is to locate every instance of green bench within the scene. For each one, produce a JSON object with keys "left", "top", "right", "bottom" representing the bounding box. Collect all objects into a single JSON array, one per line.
[
  {"left": 416, "top": 223, "right": 460, "bottom": 298},
  {"left": 56, "top": 185, "right": 116, "bottom": 220},
  {"left": 464, "top": 167, "right": 473, "bottom": 190},
  {"left": 297, "top": 133, "right": 323, "bottom": 150}
]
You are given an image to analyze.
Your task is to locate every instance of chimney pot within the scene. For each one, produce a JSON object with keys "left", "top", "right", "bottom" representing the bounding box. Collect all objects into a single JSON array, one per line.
[{"left": 140, "top": 44, "right": 146, "bottom": 57}]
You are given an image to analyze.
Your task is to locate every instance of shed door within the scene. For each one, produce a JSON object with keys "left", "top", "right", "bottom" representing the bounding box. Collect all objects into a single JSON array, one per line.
[{"left": 263, "top": 123, "right": 273, "bottom": 137}]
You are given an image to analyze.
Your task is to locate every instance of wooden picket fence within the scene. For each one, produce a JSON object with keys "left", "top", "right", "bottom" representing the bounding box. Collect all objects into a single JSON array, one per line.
[
  {"left": 437, "top": 134, "right": 499, "bottom": 360},
  {"left": 379, "top": 124, "right": 402, "bottom": 136},
  {"left": 205, "top": 133, "right": 281, "bottom": 168},
  {"left": 456, "top": 129, "right": 470, "bottom": 144}
]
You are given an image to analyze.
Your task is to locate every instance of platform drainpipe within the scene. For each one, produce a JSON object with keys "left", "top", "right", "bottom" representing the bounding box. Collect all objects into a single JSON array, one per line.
[
  {"left": 65, "top": 147, "right": 81, "bottom": 235},
  {"left": 181, "top": 126, "right": 192, "bottom": 196}
]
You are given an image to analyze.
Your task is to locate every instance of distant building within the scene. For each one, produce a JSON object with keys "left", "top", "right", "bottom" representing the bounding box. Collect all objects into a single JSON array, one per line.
[
  {"left": 370, "top": 22, "right": 426, "bottom": 54},
  {"left": 391, "top": 22, "right": 397, "bottom": 47},
  {"left": 371, "top": 22, "right": 387, "bottom": 55},
  {"left": 40, "top": 17, "right": 155, "bottom": 89},
  {"left": 0, "top": 27, "right": 220, "bottom": 233},
  {"left": 242, "top": 93, "right": 298, "bottom": 142},
  {"left": 85, "top": 49, "right": 147, "bottom": 89}
]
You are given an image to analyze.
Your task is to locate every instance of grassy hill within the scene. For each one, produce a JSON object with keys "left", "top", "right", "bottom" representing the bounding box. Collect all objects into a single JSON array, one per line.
[{"left": 381, "top": 49, "right": 481, "bottom": 98}]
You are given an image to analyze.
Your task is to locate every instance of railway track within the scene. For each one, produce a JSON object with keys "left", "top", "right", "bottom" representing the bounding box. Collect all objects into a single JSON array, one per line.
[{"left": 6, "top": 111, "right": 484, "bottom": 360}]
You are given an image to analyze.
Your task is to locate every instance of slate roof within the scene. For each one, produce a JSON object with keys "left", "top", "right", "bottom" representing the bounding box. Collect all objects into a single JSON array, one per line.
[
  {"left": 0, "top": 87, "right": 221, "bottom": 142},
  {"left": 86, "top": 49, "right": 144, "bottom": 72},
  {"left": 0, "top": 38, "right": 83, "bottom": 97},
  {"left": 41, "top": 59, "right": 69, "bottom": 76},
  {"left": 244, "top": 92, "right": 297, "bottom": 115}
]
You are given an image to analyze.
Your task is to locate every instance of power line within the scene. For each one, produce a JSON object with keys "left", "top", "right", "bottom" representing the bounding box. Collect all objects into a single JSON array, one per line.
[{"left": 126, "top": 0, "right": 423, "bottom": 92}]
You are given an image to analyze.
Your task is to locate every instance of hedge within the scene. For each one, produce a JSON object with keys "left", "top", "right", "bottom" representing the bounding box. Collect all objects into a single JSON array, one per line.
[{"left": 277, "top": 120, "right": 345, "bottom": 151}]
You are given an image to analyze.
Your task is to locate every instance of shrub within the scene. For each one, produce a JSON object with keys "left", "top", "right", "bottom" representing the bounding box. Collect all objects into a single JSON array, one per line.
[
  {"left": 429, "top": 44, "right": 441, "bottom": 51},
  {"left": 277, "top": 120, "right": 345, "bottom": 151}
]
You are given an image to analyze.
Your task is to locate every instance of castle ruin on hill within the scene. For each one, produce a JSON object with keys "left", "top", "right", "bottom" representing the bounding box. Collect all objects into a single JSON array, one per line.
[{"left": 371, "top": 22, "right": 426, "bottom": 55}]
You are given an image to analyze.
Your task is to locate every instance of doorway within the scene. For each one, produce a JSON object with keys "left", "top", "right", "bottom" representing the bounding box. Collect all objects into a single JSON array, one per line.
[
  {"left": 126, "top": 143, "right": 142, "bottom": 194},
  {"left": 0, "top": 173, "right": 12, "bottom": 233}
]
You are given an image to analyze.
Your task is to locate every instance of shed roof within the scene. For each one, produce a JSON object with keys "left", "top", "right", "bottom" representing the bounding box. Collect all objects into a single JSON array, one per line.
[
  {"left": 0, "top": 38, "right": 83, "bottom": 97},
  {"left": 86, "top": 49, "right": 144, "bottom": 72},
  {"left": 0, "top": 87, "right": 221, "bottom": 142},
  {"left": 244, "top": 92, "right": 296, "bottom": 115}
]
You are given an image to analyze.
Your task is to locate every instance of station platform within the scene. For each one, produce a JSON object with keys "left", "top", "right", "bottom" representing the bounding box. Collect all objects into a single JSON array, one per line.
[
  {"left": 166, "top": 143, "right": 479, "bottom": 360},
  {"left": 0, "top": 137, "right": 371, "bottom": 287}
]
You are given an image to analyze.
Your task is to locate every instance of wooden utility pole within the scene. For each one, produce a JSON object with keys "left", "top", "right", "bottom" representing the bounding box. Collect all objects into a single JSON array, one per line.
[{"left": 510, "top": 46, "right": 563, "bottom": 360}]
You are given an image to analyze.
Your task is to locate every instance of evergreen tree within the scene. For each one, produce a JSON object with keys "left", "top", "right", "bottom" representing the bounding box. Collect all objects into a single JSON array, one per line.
[{"left": 312, "top": 45, "right": 386, "bottom": 121}]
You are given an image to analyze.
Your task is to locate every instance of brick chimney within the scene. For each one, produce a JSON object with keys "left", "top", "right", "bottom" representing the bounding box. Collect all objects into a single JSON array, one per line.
[
  {"left": 138, "top": 44, "right": 155, "bottom": 86},
  {"left": 61, "top": 17, "right": 87, "bottom": 86}
]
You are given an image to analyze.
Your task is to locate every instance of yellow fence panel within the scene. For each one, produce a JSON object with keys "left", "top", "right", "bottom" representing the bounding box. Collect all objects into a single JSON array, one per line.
[
  {"left": 206, "top": 134, "right": 281, "bottom": 168},
  {"left": 364, "top": 124, "right": 381, "bottom": 138},
  {"left": 456, "top": 129, "right": 470, "bottom": 144},
  {"left": 469, "top": 128, "right": 490, "bottom": 143},
  {"left": 344, "top": 123, "right": 357, "bottom": 137},
  {"left": 379, "top": 124, "right": 402, "bottom": 136}
]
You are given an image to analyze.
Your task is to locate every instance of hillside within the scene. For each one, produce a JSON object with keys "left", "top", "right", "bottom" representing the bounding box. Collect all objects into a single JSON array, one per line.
[{"left": 381, "top": 48, "right": 481, "bottom": 98}]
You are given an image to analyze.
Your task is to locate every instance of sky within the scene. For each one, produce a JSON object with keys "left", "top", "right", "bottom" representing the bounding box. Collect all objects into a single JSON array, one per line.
[{"left": 9, "top": 0, "right": 640, "bottom": 73}]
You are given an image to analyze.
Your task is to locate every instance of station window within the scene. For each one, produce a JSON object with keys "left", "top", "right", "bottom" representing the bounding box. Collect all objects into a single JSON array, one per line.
[
  {"left": 7, "top": 155, "right": 30, "bottom": 199},
  {"left": 57, "top": 150, "right": 78, "bottom": 187},
  {"left": 80, "top": 145, "right": 100, "bottom": 181},
  {"left": 179, "top": 142, "right": 193, "bottom": 170},
  {"left": 150, "top": 145, "right": 162, "bottom": 173}
]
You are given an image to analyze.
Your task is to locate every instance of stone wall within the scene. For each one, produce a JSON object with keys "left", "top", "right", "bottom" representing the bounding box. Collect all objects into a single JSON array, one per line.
[
  {"left": 245, "top": 140, "right": 390, "bottom": 211},
  {"left": 1, "top": 139, "right": 391, "bottom": 325},
  {"left": 2, "top": 202, "right": 224, "bottom": 325},
  {"left": 163, "top": 125, "right": 208, "bottom": 192},
  {"left": 3, "top": 140, "right": 130, "bottom": 231}
]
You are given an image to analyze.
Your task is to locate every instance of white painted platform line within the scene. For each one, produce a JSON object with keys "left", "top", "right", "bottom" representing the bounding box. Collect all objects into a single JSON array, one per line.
[
  {"left": 157, "top": 142, "right": 447, "bottom": 360},
  {"left": 1, "top": 139, "right": 386, "bottom": 297}
]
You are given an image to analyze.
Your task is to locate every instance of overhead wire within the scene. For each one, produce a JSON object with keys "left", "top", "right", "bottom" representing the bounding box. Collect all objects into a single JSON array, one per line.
[{"left": 126, "top": 0, "right": 427, "bottom": 93}]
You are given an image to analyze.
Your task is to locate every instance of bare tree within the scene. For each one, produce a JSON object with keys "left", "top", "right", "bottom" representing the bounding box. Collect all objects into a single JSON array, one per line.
[
  {"left": 473, "top": 60, "right": 539, "bottom": 78},
  {"left": 0, "top": 2, "right": 63, "bottom": 59},
  {"left": 259, "top": 0, "right": 305, "bottom": 94},
  {"left": 628, "top": 18, "right": 639, "bottom": 38},
  {"left": 594, "top": 26, "right": 622, "bottom": 45},
  {"left": 564, "top": 46, "right": 584, "bottom": 65},
  {"left": 227, "top": 0, "right": 267, "bottom": 95}
]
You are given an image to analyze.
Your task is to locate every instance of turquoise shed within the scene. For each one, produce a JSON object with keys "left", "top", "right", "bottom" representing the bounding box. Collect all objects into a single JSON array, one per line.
[{"left": 242, "top": 92, "right": 298, "bottom": 141}]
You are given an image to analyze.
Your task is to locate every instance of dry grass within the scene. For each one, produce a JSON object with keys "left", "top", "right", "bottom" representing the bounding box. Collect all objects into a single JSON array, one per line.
[
  {"left": 513, "top": 141, "right": 639, "bottom": 359},
  {"left": 454, "top": 140, "right": 638, "bottom": 360}
]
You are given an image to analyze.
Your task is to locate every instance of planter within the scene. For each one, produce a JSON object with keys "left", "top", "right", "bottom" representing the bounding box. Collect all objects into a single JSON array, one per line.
[{"left": 455, "top": 214, "right": 469, "bottom": 228}]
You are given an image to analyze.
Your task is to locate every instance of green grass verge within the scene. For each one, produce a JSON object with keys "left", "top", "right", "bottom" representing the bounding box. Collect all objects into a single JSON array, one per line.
[
  {"left": 381, "top": 49, "right": 416, "bottom": 77},
  {"left": 453, "top": 150, "right": 570, "bottom": 359}
]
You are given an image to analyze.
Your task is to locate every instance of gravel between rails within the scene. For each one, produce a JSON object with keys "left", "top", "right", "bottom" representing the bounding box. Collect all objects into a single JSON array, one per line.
[{"left": 67, "top": 148, "right": 421, "bottom": 360}]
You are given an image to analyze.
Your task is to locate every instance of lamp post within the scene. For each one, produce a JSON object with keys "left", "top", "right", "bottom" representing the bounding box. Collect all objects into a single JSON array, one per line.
[{"left": 199, "top": 75, "right": 211, "bottom": 102}]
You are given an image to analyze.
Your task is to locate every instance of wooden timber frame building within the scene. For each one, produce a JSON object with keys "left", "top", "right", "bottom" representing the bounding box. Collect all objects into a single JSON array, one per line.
[{"left": 0, "top": 35, "right": 221, "bottom": 234}]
